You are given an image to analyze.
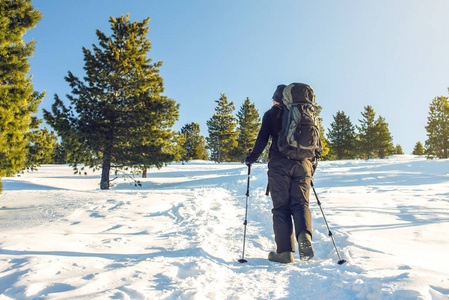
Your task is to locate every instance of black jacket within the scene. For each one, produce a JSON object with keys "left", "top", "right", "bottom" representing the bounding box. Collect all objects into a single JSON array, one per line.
[{"left": 246, "top": 104, "right": 283, "bottom": 164}]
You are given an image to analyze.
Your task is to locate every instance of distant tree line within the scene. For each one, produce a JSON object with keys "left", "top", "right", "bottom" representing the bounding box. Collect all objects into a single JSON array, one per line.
[
  {"left": 2, "top": 1, "right": 448, "bottom": 193},
  {"left": 326, "top": 106, "right": 400, "bottom": 160}
]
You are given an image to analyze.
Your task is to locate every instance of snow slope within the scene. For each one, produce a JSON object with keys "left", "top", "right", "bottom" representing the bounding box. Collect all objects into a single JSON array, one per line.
[{"left": 1, "top": 156, "right": 449, "bottom": 299}]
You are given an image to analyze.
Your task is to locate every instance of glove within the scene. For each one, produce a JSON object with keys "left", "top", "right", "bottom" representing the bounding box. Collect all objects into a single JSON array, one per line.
[{"left": 244, "top": 154, "right": 252, "bottom": 167}]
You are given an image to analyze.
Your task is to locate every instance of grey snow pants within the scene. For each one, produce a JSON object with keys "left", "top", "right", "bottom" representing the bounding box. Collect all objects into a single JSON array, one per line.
[{"left": 268, "top": 157, "right": 313, "bottom": 253}]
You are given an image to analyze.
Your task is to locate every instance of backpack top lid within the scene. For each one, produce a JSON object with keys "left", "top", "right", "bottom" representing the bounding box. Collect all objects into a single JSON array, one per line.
[{"left": 282, "top": 83, "right": 315, "bottom": 108}]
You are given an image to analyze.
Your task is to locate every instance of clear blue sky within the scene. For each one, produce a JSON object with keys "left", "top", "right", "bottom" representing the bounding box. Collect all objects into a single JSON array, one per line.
[{"left": 25, "top": 0, "right": 449, "bottom": 154}]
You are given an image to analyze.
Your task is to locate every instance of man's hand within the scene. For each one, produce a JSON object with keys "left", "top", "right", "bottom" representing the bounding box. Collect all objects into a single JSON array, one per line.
[{"left": 244, "top": 155, "right": 252, "bottom": 167}]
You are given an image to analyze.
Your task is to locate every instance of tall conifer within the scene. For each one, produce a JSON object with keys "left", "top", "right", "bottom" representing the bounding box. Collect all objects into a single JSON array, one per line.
[
  {"left": 181, "top": 122, "right": 208, "bottom": 161},
  {"left": 0, "top": 0, "right": 43, "bottom": 192},
  {"left": 234, "top": 97, "right": 261, "bottom": 161},
  {"left": 206, "top": 94, "right": 239, "bottom": 162},
  {"left": 357, "top": 106, "right": 395, "bottom": 159},
  {"left": 24, "top": 123, "right": 57, "bottom": 170},
  {"left": 374, "top": 116, "right": 394, "bottom": 158},
  {"left": 412, "top": 141, "right": 424, "bottom": 155},
  {"left": 393, "top": 144, "right": 404, "bottom": 155},
  {"left": 44, "top": 15, "right": 179, "bottom": 189},
  {"left": 425, "top": 96, "right": 449, "bottom": 159},
  {"left": 327, "top": 111, "right": 356, "bottom": 160},
  {"left": 357, "top": 106, "right": 377, "bottom": 159}
]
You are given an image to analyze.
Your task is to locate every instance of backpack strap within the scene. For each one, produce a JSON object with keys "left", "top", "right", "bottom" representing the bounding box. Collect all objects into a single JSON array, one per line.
[{"left": 274, "top": 104, "right": 283, "bottom": 119}]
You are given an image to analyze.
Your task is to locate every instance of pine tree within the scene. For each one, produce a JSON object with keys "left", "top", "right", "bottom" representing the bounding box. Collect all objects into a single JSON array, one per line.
[
  {"left": 206, "top": 94, "right": 239, "bottom": 162},
  {"left": 424, "top": 143, "right": 435, "bottom": 158},
  {"left": 170, "top": 132, "right": 186, "bottom": 163},
  {"left": 260, "top": 140, "right": 271, "bottom": 163},
  {"left": 315, "top": 104, "right": 329, "bottom": 159},
  {"left": 234, "top": 97, "right": 261, "bottom": 161},
  {"left": 44, "top": 15, "right": 179, "bottom": 189},
  {"left": 327, "top": 111, "right": 356, "bottom": 160},
  {"left": 424, "top": 96, "right": 449, "bottom": 159},
  {"left": 412, "top": 141, "right": 424, "bottom": 155},
  {"left": 181, "top": 122, "right": 208, "bottom": 162},
  {"left": 0, "top": 0, "right": 44, "bottom": 192},
  {"left": 53, "top": 142, "right": 67, "bottom": 164},
  {"left": 374, "top": 116, "right": 394, "bottom": 158},
  {"left": 393, "top": 144, "right": 404, "bottom": 155},
  {"left": 357, "top": 106, "right": 377, "bottom": 159},
  {"left": 24, "top": 121, "right": 58, "bottom": 171}
]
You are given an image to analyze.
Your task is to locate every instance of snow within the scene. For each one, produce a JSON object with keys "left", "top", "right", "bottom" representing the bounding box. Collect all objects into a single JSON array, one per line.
[{"left": 1, "top": 155, "right": 449, "bottom": 299}]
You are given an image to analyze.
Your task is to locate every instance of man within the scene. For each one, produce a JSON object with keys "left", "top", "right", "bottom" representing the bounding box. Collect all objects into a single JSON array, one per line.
[{"left": 245, "top": 84, "right": 316, "bottom": 263}]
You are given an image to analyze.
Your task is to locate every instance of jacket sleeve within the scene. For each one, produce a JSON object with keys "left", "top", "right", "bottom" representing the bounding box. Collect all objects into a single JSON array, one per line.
[{"left": 246, "top": 111, "right": 271, "bottom": 164}]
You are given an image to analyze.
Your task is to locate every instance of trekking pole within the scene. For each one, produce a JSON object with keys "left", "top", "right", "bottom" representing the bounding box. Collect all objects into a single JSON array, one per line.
[
  {"left": 311, "top": 180, "right": 346, "bottom": 265},
  {"left": 238, "top": 164, "right": 251, "bottom": 263}
]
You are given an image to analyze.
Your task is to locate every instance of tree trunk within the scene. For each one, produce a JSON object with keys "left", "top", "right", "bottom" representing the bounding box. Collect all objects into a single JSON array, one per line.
[
  {"left": 100, "top": 157, "right": 111, "bottom": 190},
  {"left": 142, "top": 168, "right": 147, "bottom": 178}
]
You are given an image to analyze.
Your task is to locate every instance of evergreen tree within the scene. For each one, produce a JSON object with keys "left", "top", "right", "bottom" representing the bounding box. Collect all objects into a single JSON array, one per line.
[
  {"left": 315, "top": 104, "right": 329, "bottom": 159},
  {"left": 424, "top": 142, "right": 436, "bottom": 158},
  {"left": 166, "top": 131, "right": 186, "bottom": 164},
  {"left": 327, "top": 111, "right": 356, "bottom": 160},
  {"left": 357, "top": 106, "right": 377, "bottom": 159},
  {"left": 424, "top": 96, "right": 449, "bottom": 159},
  {"left": 393, "top": 144, "right": 404, "bottom": 155},
  {"left": 260, "top": 140, "right": 272, "bottom": 163},
  {"left": 53, "top": 142, "right": 67, "bottom": 164},
  {"left": 44, "top": 15, "right": 179, "bottom": 189},
  {"left": 181, "top": 122, "right": 208, "bottom": 162},
  {"left": 374, "top": 116, "right": 394, "bottom": 158},
  {"left": 24, "top": 121, "right": 57, "bottom": 170},
  {"left": 200, "top": 140, "right": 209, "bottom": 160},
  {"left": 412, "top": 141, "right": 424, "bottom": 155},
  {"left": 234, "top": 97, "right": 261, "bottom": 161},
  {"left": 0, "top": 0, "right": 43, "bottom": 192},
  {"left": 206, "top": 94, "right": 239, "bottom": 162}
]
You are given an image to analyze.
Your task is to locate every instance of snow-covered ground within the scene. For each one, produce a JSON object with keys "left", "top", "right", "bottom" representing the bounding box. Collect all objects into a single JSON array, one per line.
[{"left": 1, "top": 155, "right": 448, "bottom": 299}]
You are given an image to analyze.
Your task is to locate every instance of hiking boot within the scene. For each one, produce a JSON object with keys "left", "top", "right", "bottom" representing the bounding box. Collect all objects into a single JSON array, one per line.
[
  {"left": 268, "top": 251, "right": 294, "bottom": 263},
  {"left": 298, "top": 231, "right": 314, "bottom": 261}
]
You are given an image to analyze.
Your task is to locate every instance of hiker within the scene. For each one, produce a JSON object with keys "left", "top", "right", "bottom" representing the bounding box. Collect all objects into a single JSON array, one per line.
[{"left": 245, "top": 83, "right": 320, "bottom": 263}]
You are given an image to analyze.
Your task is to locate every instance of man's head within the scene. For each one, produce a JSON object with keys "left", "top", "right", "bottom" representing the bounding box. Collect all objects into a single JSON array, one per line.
[{"left": 272, "top": 84, "right": 287, "bottom": 104}]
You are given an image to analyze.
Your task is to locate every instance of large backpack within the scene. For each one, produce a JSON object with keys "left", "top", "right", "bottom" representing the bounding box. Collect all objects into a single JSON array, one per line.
[{"left": 277, "top": 83, "right": 322, "bottom": 161}]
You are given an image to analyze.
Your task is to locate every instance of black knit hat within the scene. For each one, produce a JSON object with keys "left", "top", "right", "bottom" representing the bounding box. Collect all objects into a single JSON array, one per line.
[{"left": 272, "top": 84, "right": 287, "bottom": 103}]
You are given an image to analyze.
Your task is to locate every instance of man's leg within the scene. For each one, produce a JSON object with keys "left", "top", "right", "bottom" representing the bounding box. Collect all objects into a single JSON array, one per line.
[
  {"left": 290, "top": 159, "right": 314, "bottom": 260},
  {"left": 268, "top": 158, "right": 294, "bottom": 253},
  {"left": 290, "top": 159, "right": 312, "bottom": 239}
]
